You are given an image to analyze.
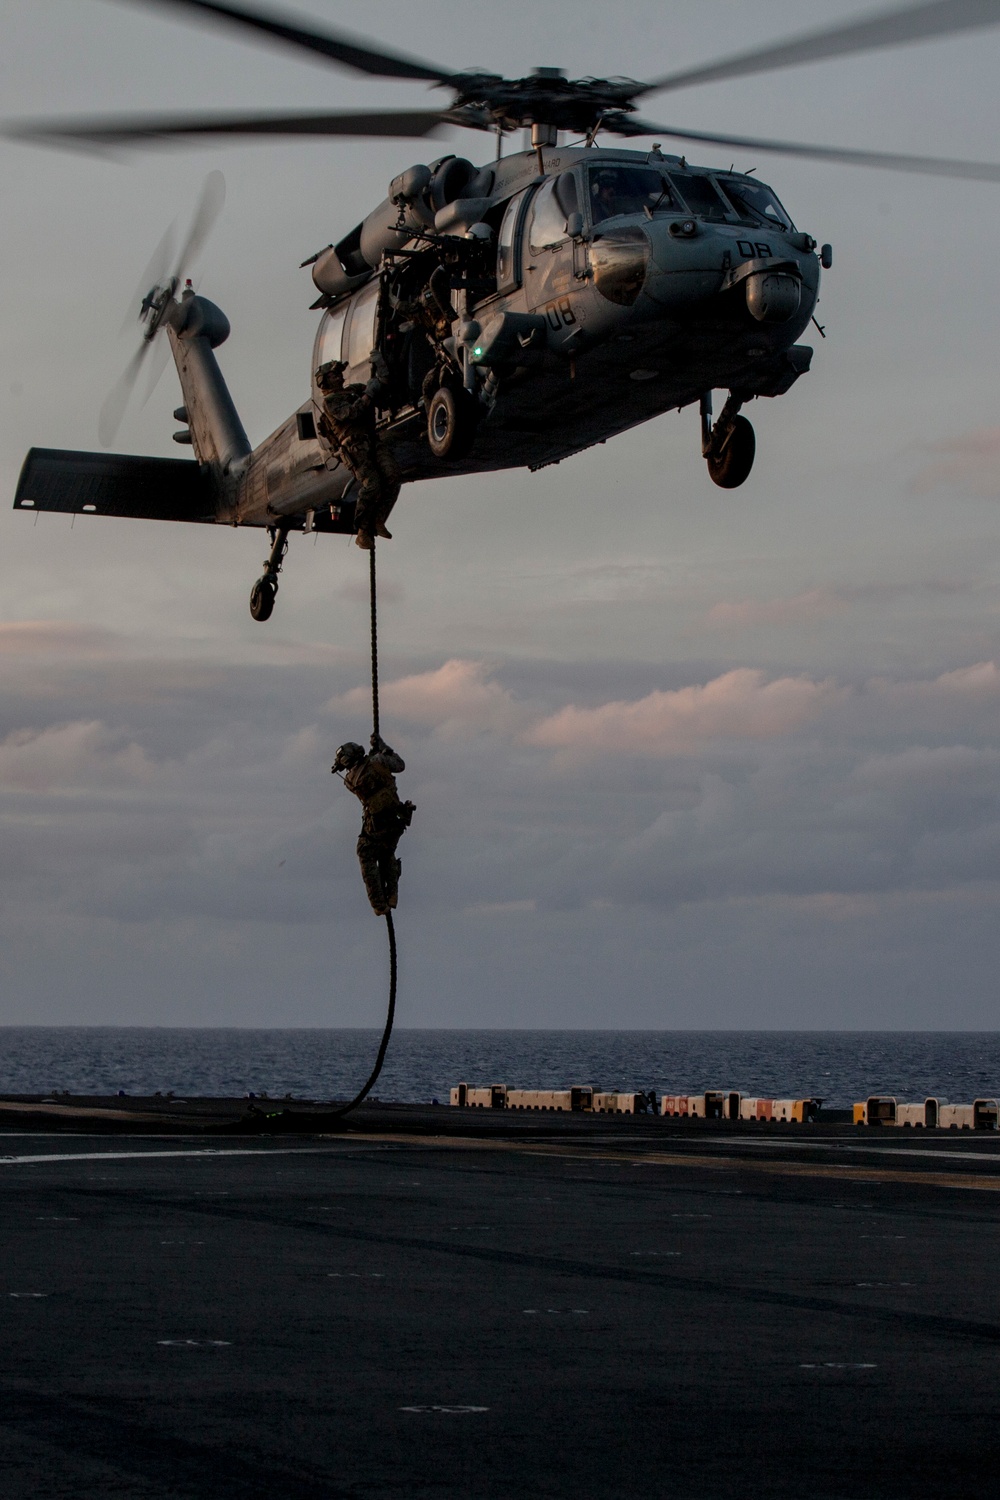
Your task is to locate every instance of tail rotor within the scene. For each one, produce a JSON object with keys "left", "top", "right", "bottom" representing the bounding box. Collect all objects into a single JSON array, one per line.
[{"left": 98, "top": 171, "right": 226, "bottom": 447}]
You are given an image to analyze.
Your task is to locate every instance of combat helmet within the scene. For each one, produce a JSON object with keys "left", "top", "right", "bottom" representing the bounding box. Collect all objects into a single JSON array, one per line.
[
  {"left": 315, "top": 359, "right": 347, "bottom": 391},
  {"left": 332, "top": 741, "right": 366, "bottom": 774}
]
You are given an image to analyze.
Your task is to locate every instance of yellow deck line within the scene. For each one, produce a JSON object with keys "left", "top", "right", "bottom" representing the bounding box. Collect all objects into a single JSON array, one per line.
[
  {"left": 0, "top": 1099, "right": 195, "bottom": 1124},
  {"left": 338, "top": 1131, "right": 1000, "bottom": 1192}
]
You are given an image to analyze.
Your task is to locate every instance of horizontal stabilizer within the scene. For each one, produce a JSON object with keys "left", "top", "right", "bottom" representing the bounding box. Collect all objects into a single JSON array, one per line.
[{"left": 13, "top": 448, "right": 218, "bottom": 523}]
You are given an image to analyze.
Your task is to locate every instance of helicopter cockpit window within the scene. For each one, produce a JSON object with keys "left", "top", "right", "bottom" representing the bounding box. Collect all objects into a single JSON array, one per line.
[
  {"left": 588, "top": 166, "right": 678, "bottom": 225},
  {"left": 669, "top": 173, "right": 733, "bottom": 223},
  {"left": 717, "top": 178, "right": 793, "bottom": 231},
  {"left": 497, "top": 189, "right": 529, "bottom": 292},
  {"left": 529, "top": 178, "right": 572, "bottom": 252}
]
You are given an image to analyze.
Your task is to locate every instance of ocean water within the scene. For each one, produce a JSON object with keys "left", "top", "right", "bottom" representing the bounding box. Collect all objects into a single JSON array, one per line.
[{"left": 0, "top": 1029, "right": 998, "bottom": 1110}]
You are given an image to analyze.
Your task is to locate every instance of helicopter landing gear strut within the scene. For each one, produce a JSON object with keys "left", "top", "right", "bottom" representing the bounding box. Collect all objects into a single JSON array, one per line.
[
  {"left": 701, "top": 391, "right": 756, "bottom": 489},
  {"left": 250, "top": 524, "right": 290, "bottom": 622}
]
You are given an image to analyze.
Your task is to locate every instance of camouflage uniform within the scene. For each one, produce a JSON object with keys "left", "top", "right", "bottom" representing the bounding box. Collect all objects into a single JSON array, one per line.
[
  {"left": 315, "top": 361, "right": 401, "bottom": 550},
  {"left": 333, "top": 736, "right": 415, "bottom": 915}
]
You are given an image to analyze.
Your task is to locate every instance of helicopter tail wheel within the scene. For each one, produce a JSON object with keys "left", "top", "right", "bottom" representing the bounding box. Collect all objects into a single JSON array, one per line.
[
  {"left": 249, "top": 525, "right": 290, "bottom": 622},
  {"left": 707, "top": 415, "right": 756, "bottom": 489},
  {"left": 250, "top": 575, "right": 277, "bottom": 622},
  {"left": 427, "top": 384, "right": 479, "bottom": 460}
]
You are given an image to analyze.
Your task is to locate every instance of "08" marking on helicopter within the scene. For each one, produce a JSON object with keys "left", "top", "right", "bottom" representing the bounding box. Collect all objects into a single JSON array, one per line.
[{"left": 544, "top": 298, "right": 577, "bottom": 331}]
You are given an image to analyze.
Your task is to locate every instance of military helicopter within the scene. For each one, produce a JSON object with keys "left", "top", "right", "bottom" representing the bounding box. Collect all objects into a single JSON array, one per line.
[{"left": 11, "top": 0, "right": 1000, "bottom": 620}]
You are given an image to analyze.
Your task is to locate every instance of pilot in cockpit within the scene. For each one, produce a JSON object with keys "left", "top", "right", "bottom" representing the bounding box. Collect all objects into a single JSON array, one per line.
[
  {"left": 591, "top": 169, "right": 633, "bottom": 223},
  {"left": 590, "top": 167, "right": 676, "bottom": 225}
]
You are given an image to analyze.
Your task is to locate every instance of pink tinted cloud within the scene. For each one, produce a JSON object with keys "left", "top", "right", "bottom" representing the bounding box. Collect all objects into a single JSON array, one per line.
[
  {"left": 327, "top": 656, "right": 1000, "bottom": 764},
  {"left": 0, "top": 621, "right": 115, "bottom": 656},
  {"left": 877, "top": 660, "right": 1000, "bottom": 704},
  {"left": 705, "top": 587, "right": 845, "bottom": 630},
  {"left": 911, "top": 426, "right": 1000, "bottom": 498},
  {"left": 328, "top": 658, "right": 531, "bottom": 738},
  {"left": 527, "top": 668, "right": 840, "bottom": 757}
]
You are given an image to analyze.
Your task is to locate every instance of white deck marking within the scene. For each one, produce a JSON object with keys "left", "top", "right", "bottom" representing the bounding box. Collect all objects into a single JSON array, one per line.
[
  {"left": 699, "top": 1137, "right": 1000, "bottom": 1165},
  {"left": 800, "top": 1362, "right": 877, "bottom": 1370},
  {"left": 399, "top": 1405, "right": 488, "bottom": 1414},
  {"left": 0, "top": 1147, "right": 341, "bottom": 1167},
  {"left": 523, "top": 1308, "right": 590, "bottom": 1315},
  {"left": 157, "top": 1339, "right": 231, "bottom": 1347}
]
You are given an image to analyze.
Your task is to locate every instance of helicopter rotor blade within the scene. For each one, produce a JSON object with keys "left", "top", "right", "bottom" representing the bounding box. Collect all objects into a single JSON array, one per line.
[
  {"left": 638, "top": 0, "right": 1000, "bottom": 97},
  {"left": 173, "top": 168, "right": 225, "bottom": 277},
  {"left": 98, "top": 342, "right": 152, "bottom": 449},
  {"left": 119, "top": 221, "right": 175, "bottom": 337},
  {"left": 623, "top": 117, "right": 1000, "bottom": 182},
  {"left": 112, "top": 0, "right": 454, "bottom": 82},
  {"left": 141, "top": 331, "right": 173, "bottom": 409},
  {"left": 6, "top": 107, "right": 451, "bottom": 149}
]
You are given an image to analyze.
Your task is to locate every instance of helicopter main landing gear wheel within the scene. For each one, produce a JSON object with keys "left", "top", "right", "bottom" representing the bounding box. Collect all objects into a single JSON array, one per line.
[
  {"left": 701, "top": 391, "right": 756, "bottom": 490},
  {"left": 707, "top": 415, "right": 756, "bottom": 489},
  {"left": 250, "top": 525, "right": 290, "bottom": 623},
  {"left": 427, "top": 383, "right": 479, "bottom": 460}
]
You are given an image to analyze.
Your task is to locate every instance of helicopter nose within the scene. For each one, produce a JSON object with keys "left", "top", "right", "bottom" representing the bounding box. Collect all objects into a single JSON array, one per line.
[
  {"left": 641, "top": 220, "right": 811, "bottom": 324},
  {"left": 745, "top": 270, "right": 801, "bottom": 324}
]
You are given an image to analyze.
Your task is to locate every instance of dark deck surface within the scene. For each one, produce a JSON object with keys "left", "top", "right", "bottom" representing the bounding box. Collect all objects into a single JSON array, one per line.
[{"left": 2, "top": 1103, "right": 999, "bottom": 1497}]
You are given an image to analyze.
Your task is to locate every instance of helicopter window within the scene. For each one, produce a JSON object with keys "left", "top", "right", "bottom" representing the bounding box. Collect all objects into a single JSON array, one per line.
[
  {"left": 555, "top": 171, "right": 579, "bottom": 220},
  {"left": 669, "top": 173, "right": 733, "bottom": 223},
  {"left": 529, "top": 179, "right": 572, "bottom": 252},
  {"left": 346, "top": 278, "right": 380, "bottom": 371},
  {"left": 588, "top": 166, "right": 678, "bottom": 225},
  {"left": 313, "top": 303, "right": 348, "bottom": 372},
  {"left": 497, "top": 189, "right": 529, "bottom": 292},
  {"left": 718, "top": 177, "right": 793, "bottom": 231}
]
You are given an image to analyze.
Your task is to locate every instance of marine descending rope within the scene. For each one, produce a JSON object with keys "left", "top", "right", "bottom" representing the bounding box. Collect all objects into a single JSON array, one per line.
[{"left": 324, "top": 537, "right": 398, "bottom": 1121}]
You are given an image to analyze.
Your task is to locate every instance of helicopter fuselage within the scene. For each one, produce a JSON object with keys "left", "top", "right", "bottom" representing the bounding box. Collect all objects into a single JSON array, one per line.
[
  {"left": 13, "top": 144, "right": 821, "bottom": 548},
  {"left": 233, "top": 143, "right": 820, "bottom": 532}
]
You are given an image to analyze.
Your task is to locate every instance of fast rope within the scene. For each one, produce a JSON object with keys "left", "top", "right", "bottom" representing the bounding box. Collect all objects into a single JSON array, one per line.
[
  {"left": 324, "top": 535, "right": 397, "bottom": 1121},
  {"left": 369, "top": 534, "right": 380, "bottom": 739}
]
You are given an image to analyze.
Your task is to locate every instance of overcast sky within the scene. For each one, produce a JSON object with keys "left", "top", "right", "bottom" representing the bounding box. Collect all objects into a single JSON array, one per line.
[{"left": 2, "top": 0, "right": 1000, "bottom": 1029}]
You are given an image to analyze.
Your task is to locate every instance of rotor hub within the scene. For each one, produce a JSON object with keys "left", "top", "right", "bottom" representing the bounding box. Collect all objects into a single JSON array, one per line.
[{"left": 445, "top": 70, "right": 640, "bottom": 137}]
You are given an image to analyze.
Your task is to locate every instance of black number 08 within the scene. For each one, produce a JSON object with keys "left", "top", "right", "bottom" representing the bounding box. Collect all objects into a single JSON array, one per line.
[{"left": 544, "top": 298, "right": 577, "bottom": 331}]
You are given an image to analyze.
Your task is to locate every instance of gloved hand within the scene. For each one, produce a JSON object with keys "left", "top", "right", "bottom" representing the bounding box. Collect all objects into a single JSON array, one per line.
[{"left": 370, "top": 732, "right": 386, "bottom": 752}]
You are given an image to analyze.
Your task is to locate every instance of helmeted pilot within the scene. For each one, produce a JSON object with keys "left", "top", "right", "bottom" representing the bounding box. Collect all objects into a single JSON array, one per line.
[
  {"left": 333, "top": 734, "right": 415, "bottom": 915},
  {"left": 590, "top": 167, "right": 652, "bottom": 224},
  {"left": 591, "top": 168, "right": 627, "bottom": 223},
  {"left": 315, "top": 356, "right": 401, "bottom": 551}
]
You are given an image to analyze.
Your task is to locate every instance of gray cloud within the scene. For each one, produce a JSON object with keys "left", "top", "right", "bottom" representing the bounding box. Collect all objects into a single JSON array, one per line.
[{"left": 4, "top": 644, "right": 1000, "bottom": 948}]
